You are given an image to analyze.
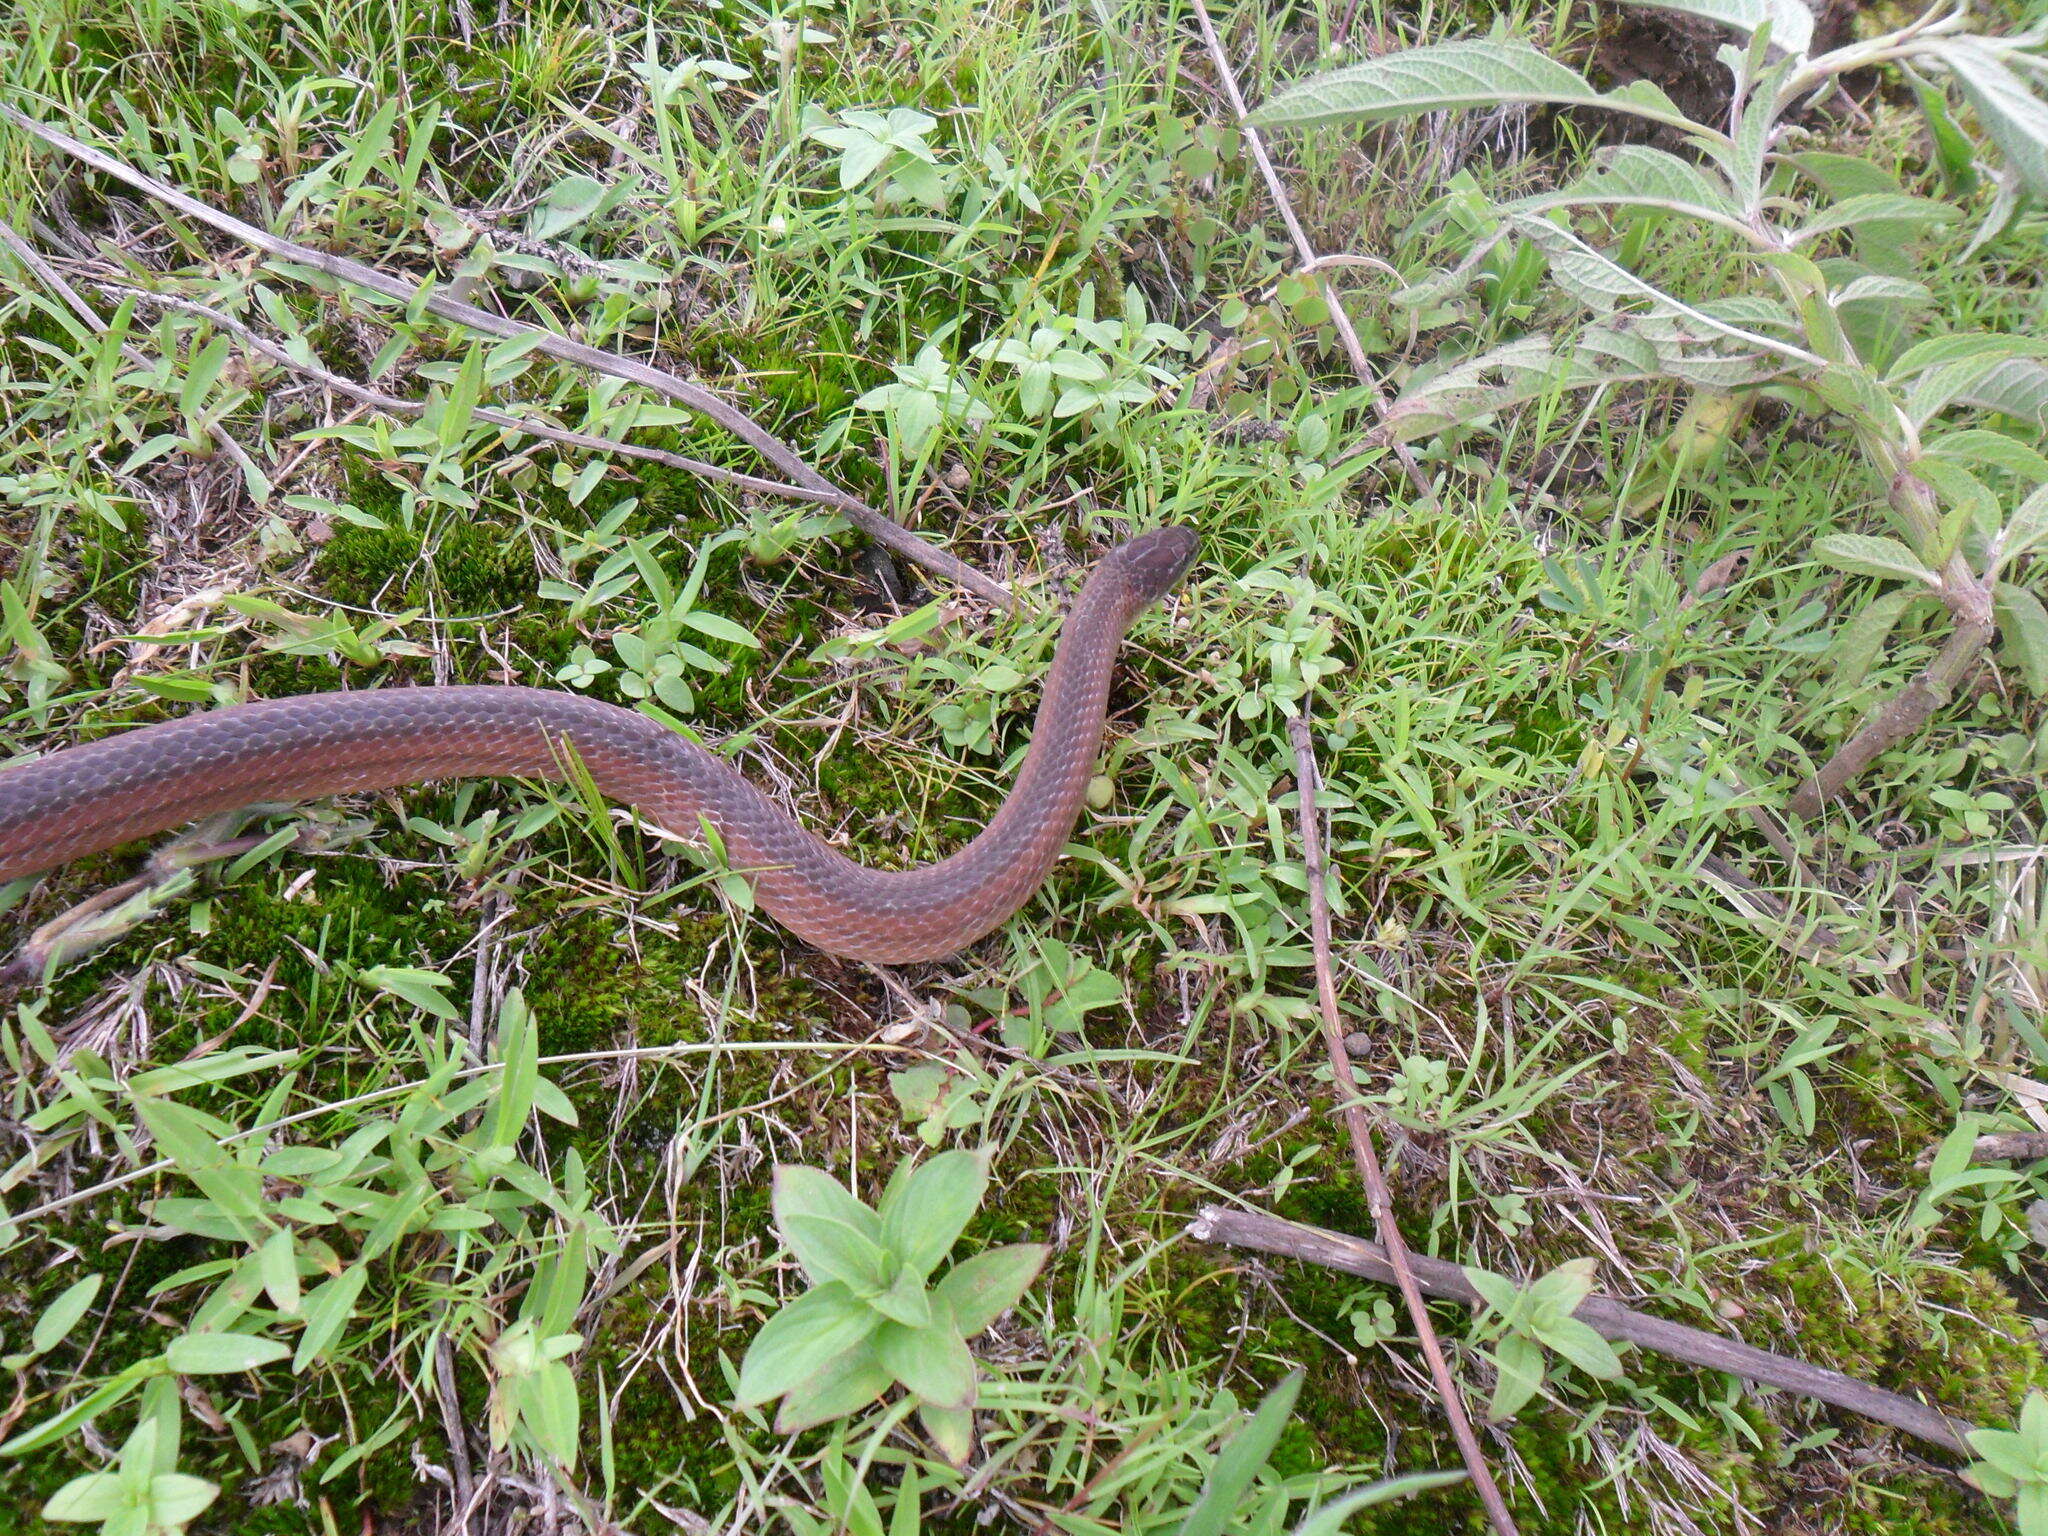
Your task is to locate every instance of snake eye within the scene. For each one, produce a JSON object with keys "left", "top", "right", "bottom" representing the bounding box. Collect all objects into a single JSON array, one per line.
[{"left": 1116, "top": 527, "right": 1199, "bottom": 601}]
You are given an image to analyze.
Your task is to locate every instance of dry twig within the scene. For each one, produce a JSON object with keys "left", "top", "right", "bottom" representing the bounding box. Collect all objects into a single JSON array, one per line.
[
  {"left": 1287, "top": 715, "right": 1520, "bottom": 1536},
  {"left": 2, "top": 105, "right": 1019, "bottom": 612},
  {"left": 1185, "top": 0, "right": 1438, "bottom": 509},
  {"left": 1189, "top": 1205, "right": 1978, "bottom": 1457}
]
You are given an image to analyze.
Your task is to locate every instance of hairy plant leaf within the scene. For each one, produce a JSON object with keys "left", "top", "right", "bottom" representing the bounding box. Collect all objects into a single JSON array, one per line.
[
  {"left": 1956, "top": 357, "right": 2048, "bottom": 430},
  {"left": 1996, "top": 582, "right": 2048, "bottom": 692},
  {"left": 1509, "top": 144, "right": 1739, "bottom": 223},
  {"left": 1826, "top": 588, "right": 1927, "bottom": 690},
  {"left": 877, "top": 1148, "right": 990, "bottom": 1278},
  {"left": 1790, "top": 192, "right": 1956, "bottom": 246},
  {"left": 875, "top": 1300, "right": 975, "bottom": 1409},
  {"left": 776, "top": 1342, "right": 892, "bottom": 1434},
  {"left": 1616, "top": 0, "right": 1813, "bottom": 55},
  {"left": 1937, "top": 39, "right": 2048, "bottom": 198},
  {"left": 1810, "top": 533, "right": 1939, "bottom": 586},
  {"left": 934, "top": 1243, "right": 1048, "bottom": 1335},
  {"left": 1252, "top": 39, "right": 1694, "bottom": 131}
]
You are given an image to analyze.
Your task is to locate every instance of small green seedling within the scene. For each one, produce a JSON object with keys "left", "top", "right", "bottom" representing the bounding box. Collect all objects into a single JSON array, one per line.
[
  {"left": 1967, "top": 1389, "right": 2048, "bottom": 1533},
  {"left": 735, "top": 1147, "right": 1046, "bottom": 1463}
]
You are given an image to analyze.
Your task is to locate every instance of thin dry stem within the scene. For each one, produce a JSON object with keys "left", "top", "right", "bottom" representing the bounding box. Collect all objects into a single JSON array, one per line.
[
  {"left": 1190, "top": 1205, "right": 1978, "bottom": 1457},
  {"left": 1186, "top": 0, "right": 1439, "bottom": 510},
  {"left": 2, "top": 105, "right": 1019, "bottom": 612},
  {"left": 1287, "top": 714, "right": 1520, "bottom": 1536}
]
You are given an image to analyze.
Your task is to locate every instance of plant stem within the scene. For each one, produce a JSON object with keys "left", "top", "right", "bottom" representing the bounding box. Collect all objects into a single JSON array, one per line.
[
  {"left": 1791, "top": 463, "right": 1996, "bottom": 819},
  {"left": 1287, "top": 715, "right": 1520, "bottom": 1536},
  {"left": 1789, "top": 602, "right": 1993, "bottom": 820},
  {"left": 1189, "top": 1206, "right": 1977, "bottom": 1456}
]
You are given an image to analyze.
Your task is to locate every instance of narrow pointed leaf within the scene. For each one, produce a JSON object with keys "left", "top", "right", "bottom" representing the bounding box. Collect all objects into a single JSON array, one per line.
[{"left": 1176, "top": 1369, "right": 1304, "bottom": 1536}]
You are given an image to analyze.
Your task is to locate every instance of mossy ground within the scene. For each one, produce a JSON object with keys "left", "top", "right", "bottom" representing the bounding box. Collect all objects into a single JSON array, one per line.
[{"left": 2, "top": 0, "right": 2047, "bottom": 1532}]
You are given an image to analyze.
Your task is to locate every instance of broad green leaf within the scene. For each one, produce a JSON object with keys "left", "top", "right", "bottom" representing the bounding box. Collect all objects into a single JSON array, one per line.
[
  {"left": 774, "top": 1342, "right": 892, "bottom": 1433},
  {"left": 1508, "top": 215, "right": 1810, "bottom": 380},
  {"left": 1252, "top": 39, "right": 1696, "bottom": 132},
  {"left": 1996, "top": 583, "right": 2048, "bottom": 693},
  {"left": 1788, "top": 193, "right": 1956, "bottom": 246},
  {"left": 1289, "top": 1472, "right": 1471, "bottom": 1535},
  {"left": 147, "top": 1473, "right": 220, "bottom": 1527},
  {"left": 1618, "top": 0, "right": 1813, "bottom": 55},
  {"left": 1888, "top": 332, "right": 2048, "bottom": 382},
  {"left": 773, "top": 1166, "right": 883, "bottom": 1263},
  {"left": 935, "top": 1244, "right": 1048, "bottom": 1335},
  {"left": 133, "top": 1098, "right": 262, "bottom": 1234},
  {"left": 679, "top": 610, "right": 762, "bottom": 648},
  {"left": 869, "top": 1266, "right": 933, "bottom": 1330},
  {"left": 2000, "top": 482, "right": 2048, "bottom": 567},
  {"left": 1810, "top": 533, "right": 1938, "bottom": 586},
  {"left": 734, "top": 1283, "right": 881, "bottom": 1406},
  {"left": 1907, "top": 353, "right": 2032, "bottom": 424},
  {"left": 1532, "top": 1315, "right": 1625, "bottom": 1379},
  {"left": 1809, "top": 364, "right": 1899, "bottom": 432},
  {"left": 919, "top": 1401, "right": 975, "bottom": 1467},
  {"left": 1924, "top": 429, "right": 2048, "bottom": 485},
  {"left": 1509, "top": 144, "right": 1739, "bottom": 224},
  {"left": 1524, "top": 1256, "right": 1600, "bottom": 1321},
  {"left": 516, "top": 1358, "right": 581, "bottom": 1465},
  {"left": 875, "top": 1305, "right": 976, "bottom": 1409},
  {"left": 1175, "top": 1369, "right": 1304, "bottom": 1536},
  {"left": 783, "top": 1211, "right": 893, "bottom": 1294},
  {"left": 165, "top": 1332, "right": 290, "bottom": 1374},
  {"left": 179, "top": 335, "right": 231, "bottom": 418},
  {"left": 1380, "top": 334, "right": 1650, "bottom": 442},
  {"left": 1937, "top": 39, "right": 2048, "bottom": 198},
  {"left": 1487, "top": 1333, "right": 1547, "bottom": 1422},
  {"left": 1830, "top": 275, "right": 1933, "bottom": 308},
  {"left": 257, "top": 1229, "right": 300, "bottom": 1316},
  {"left": 1956, "top": 357, "right": 2048, "bottom": 431},
  {"left": 529, "top": 173, "right": 611, "bottom": 239},
  {"left": 1912, "top": 457, "right": 1999, "bottom": 534},
  {"left": 1825, "top": 588, "right": 1927, "bottom": 691},
  {"left": 1462, "top": 1266, "right": 1526, "bottom": 1317},
  {"left": 877, "top": 1148, "right": 990, "bottom": 1278},
  {"left": 31, "top": 1276, "right": 102, "bottom": 1356},
  {"left": 40, "top": 1471, "right": 126, "bottom": 1522},
  {"left": 1909, "top": 70, "right": 1979, "bottom": 195}
]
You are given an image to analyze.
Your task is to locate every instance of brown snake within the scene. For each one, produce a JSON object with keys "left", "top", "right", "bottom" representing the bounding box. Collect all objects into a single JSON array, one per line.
[{"left": 0, "top": 528, "right": 1197, "bottom": 964}]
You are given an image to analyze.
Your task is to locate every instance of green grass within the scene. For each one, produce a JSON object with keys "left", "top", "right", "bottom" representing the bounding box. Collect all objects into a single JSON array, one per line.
[{"left": 1, "top": 0, "right": 2046, "bottom": 1532}]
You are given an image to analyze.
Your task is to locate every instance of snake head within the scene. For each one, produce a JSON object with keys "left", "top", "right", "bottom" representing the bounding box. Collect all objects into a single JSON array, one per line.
[{"left": 1114, "top": 526, "right": 1199, "bottom": 603}]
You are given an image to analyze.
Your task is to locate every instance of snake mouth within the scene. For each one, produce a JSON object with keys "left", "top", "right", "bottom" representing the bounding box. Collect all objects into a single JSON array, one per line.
[{"left": 1114, "top": 525, "right": 1200, "bottom": 602}]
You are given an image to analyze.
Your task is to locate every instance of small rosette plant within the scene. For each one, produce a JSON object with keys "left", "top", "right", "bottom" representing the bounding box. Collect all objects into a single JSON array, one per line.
[{"left": 734, "top": 1147, "right": 1047, "bottom": 1463}]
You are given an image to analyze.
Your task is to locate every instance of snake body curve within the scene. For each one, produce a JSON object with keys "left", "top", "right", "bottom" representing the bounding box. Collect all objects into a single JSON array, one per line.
[{"left": 0, "top": 528, "right": 1197, "bottom": 963}]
